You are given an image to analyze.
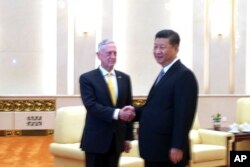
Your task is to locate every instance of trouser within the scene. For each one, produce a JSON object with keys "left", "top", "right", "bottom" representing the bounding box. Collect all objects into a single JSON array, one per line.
[
  {"left": 85, "top": 136, "right": 120, "bottom": 167},
  {"left": 144, "top": 160, "right": 186, "bottom": 167}
]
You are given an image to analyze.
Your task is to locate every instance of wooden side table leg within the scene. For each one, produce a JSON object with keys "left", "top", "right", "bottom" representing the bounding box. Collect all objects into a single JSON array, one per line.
[{"left": 232, "top": 142, "right": 236, "bottom": 151}]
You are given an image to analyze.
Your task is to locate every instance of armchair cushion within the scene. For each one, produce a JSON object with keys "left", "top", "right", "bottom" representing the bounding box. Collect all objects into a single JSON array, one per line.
[
  {"left": 50, "top": 143, "right": 84, "bottom": 160},
  {"left": 192, "top": 144, "right": 225, "bottom": 163},
  {"left": 119, "top": 157, "right": 144, "bottom": 167}
]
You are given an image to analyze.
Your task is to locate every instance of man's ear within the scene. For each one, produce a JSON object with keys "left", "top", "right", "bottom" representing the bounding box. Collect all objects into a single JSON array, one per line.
[
  {"left": 96, "top": 52, "right": 100, "bottom": 60},
  {"left": 175, "top": 45, "right": 179, "bottom": 52}
]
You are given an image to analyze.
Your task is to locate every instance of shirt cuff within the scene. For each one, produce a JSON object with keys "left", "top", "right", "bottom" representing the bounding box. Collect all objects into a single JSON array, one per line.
[{"left": 113, "top": 109, "right": 120, "bottom": 120}]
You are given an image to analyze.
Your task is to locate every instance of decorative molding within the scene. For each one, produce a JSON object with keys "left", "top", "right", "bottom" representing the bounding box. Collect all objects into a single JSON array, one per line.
[
  {"left": 0, "top": 99, "right": 56, "bottom": 136},
  {"left": 0, "top": 130, "right": 54, "bottom": 136},
  {"left": 0, "top": 97, "right": 146, "bottom": 136},
  {"left": 132, "top": 98, "right": 146, "bottom": 107},
  {"left": 0, "top": 99, "right": 56, "bottom": 112},
  {"left": 0, "top": 130, "right": 15, "bottom": 136}
]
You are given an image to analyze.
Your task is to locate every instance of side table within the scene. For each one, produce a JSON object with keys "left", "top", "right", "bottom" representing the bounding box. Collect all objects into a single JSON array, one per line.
[{"left": 219, "top": 127, "right": 250, "bottom": 151}]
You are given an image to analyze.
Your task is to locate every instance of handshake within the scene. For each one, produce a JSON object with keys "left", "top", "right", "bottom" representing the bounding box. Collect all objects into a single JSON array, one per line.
[{"left": 118, "top": 105, "right": 136, "bottom": 122}]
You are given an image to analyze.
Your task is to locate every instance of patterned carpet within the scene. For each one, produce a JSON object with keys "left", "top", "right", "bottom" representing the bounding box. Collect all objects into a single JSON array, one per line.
[{"left": 0, "top": 136, "right": 54, "bottom": 167}]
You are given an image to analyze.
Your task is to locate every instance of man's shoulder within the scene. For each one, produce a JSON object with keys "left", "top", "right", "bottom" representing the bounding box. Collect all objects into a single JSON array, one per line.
[
  {"left": 81, "top": 69, "right": 99, "bottom": 75},
  {"left": 173, "top": 60, "right": 194, "bottom": 74},
  {"left": 115, "top": 70, "right": 130, "bottom": 77},
  {"left": 80, "top": 69, "right": 100, "bottom": 79}
]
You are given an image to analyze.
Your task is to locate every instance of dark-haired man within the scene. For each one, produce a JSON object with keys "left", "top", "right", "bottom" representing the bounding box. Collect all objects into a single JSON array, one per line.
[{"left": 136, "top": 29, "right": 198, "bottom": 167}]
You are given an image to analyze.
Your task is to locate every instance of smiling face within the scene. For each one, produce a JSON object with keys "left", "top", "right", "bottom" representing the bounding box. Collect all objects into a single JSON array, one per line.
[
  {"left": 153, "top": 38, "right": 179, "bottom": 67},
  {"left": 97, "top": 42, "right": 117, "bottom": 72}
]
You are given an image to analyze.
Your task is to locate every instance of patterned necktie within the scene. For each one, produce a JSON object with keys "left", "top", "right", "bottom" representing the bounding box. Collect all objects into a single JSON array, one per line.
[
  {"left": 155, "top": 69, "right": 165, "bottom": 85},
  {"left": 107, "top": 73, "right": 116, "bottom": 105}
]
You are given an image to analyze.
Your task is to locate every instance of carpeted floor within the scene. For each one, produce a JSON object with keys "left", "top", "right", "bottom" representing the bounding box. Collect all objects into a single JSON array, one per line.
[{"left": 0, "top": 136, "right": 54, "bottom": 167}]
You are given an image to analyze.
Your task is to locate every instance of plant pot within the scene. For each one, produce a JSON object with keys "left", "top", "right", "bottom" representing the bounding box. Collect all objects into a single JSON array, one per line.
[{"left": 213, "top": 121, "right": 221, "bottom": 130}]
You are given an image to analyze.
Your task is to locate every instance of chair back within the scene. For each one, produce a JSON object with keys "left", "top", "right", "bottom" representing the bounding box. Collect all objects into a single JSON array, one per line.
[
  {"left": 236, "top": 98, "right": 250, "bottom": 124},
  {"left": 54, "top": 106, "right": 87, "bottom": 143},
  {"left": 189, "top": 114, "right": 201, "bottom": 144},
  {"left": 191, "top": 114, "right": 200, "bottom": 130}
]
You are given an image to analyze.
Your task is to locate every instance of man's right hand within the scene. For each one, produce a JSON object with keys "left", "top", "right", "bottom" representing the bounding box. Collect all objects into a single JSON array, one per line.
[{"left": 119, "top": 105, "right": 135, "bottom": 121}]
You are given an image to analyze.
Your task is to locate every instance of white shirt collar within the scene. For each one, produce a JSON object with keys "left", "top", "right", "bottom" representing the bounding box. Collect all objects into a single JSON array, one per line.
[
  {"left": 99, "top": 66, "right": 116, "bottom": 76},
  {"left": 162, "top": 57, "right": 179, "bottom": 73}
]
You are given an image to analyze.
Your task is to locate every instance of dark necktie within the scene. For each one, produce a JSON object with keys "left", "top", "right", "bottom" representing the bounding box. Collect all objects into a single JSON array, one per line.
[{"left": 155, "top": 69, "right": 165, "bottom": 85}]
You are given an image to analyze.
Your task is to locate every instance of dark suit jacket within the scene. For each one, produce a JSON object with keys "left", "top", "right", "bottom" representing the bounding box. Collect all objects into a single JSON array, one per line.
[
  {"left": 79, "top": 68, "right": 133, "bottom": 154},
  {"left": 136, "top": 60, "right": 198, "bottom": 163}
]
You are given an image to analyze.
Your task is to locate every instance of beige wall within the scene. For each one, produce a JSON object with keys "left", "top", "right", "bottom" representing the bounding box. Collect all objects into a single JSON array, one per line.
[{"left": 0, "top": 0, "right": 250, "bottom": 96}]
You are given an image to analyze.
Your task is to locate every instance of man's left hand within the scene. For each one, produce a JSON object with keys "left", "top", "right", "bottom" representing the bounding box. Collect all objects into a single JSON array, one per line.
[
  {"left": 123, "top": 141, "right": 131, "bottom": 153},
  {"left": 169, "top": 148, "right": 183, "bottom": 164}
]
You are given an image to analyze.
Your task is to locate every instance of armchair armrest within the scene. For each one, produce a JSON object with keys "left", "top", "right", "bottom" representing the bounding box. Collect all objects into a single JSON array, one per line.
[{"left": 198, "top": 129, "right": 234, "bottom": 146}]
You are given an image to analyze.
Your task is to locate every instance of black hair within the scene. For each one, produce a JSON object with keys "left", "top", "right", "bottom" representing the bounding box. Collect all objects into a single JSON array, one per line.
[{"left": 155, "top": 29, "right": 180, "bottom": 45}]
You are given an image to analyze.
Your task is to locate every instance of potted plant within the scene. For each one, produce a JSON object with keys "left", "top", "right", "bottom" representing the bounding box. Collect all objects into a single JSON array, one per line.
[{"left": 212, "top": 113, "right": 222, "bottom": 130}]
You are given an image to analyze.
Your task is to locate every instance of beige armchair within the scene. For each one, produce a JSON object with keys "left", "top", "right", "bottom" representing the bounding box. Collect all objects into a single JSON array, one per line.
[
  {"left": 49, "top": 106, "right": 143, "bottom": 167},
  {"left": 189, "top": 115, "right": 234, "bottom": 167},
  {"left": 235, "top": 97, "right": 250, "bottom": 150}
]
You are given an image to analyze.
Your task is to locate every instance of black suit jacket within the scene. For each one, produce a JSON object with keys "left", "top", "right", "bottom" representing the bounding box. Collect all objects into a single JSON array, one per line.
[
  {"left": 136, "top": 60, "right": 198, "bottom": 163},
  {"left": 79, "top": 68, "right": 133, "bottom": 154}
]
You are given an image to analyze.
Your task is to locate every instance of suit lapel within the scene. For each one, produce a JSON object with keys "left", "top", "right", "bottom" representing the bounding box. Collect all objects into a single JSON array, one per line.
[
  {"left": 96, "top": 69, "right": 123, "bottom": 107},
  {"left": 147, "top": 60, "right": 181, "bottom": 101},
  {"left": 115, "top": 71, "right": 123, "bottom": 107},
  {"left": 96, "top": 69, "right": 114, "bottom": 105}
]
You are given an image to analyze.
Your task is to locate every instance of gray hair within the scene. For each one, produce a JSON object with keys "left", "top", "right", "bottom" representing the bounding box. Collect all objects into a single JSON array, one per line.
[{"left": 97, "top": 39, "right": 114, "bottom": 52}]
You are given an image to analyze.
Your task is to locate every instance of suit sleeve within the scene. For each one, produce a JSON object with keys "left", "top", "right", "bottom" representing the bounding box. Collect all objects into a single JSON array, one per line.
[
  {"left": 172, "top": 71, "right": 198, "bottom": 149},
  {"left": 79, "top": 74, "right": 115, "bottom": 123},
  {"left": 125, "top": 76, "right": 134, "bottom": 140}
]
